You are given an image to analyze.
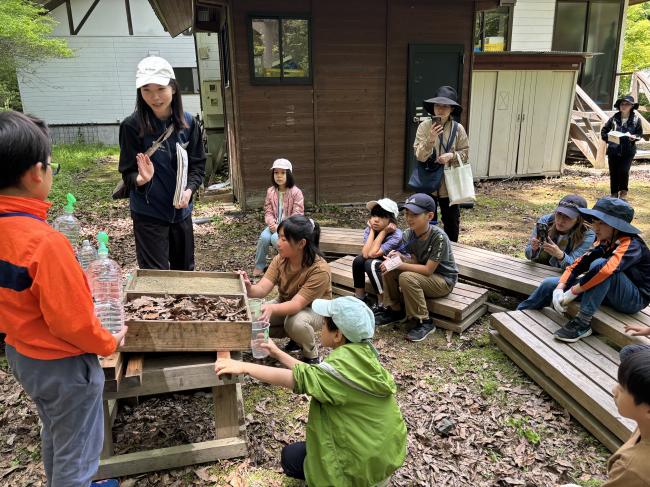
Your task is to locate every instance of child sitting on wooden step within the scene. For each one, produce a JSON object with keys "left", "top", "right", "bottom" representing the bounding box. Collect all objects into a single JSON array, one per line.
[
  {"left": 215, "top": 296, "right": 407, "bottom": 486},
  {"left": 352, "top": 198, "right": 402, "bottom": 315},
  {"left": 0, "top": 111, "right": 128, "bottom": 487},
  {"left": 375, "top": 193, "right": 458, "bottom": 342},
  {"left": 518, "top": 197, "right": 650, "bottom": 343},
  {"left": 253, "top": 158, "right": 304, "bottom": 277}
]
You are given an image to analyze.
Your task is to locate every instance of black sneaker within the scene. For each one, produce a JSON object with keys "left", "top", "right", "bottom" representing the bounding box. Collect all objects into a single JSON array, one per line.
[
  {"left": 283, "top": 339, "right": 301, "bottom": 353},
  {"left": 554, "top": 318, "right": 592, "bottom": 343},
  {"left": 406, "top": 319, "right": 436, "bottom": 342},
  {"left": 301, "top": 356, "right": 320, "bottom": 365},
  {"left": 375, "top": 308, "right": 406, "bottom": 326},
  {"left": 370, "top": 303, "right": 387, "bottom": 315}
]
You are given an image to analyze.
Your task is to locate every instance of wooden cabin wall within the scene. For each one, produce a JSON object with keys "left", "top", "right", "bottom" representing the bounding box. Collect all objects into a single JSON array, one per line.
[
  {"left": 230, "top": 0, "right": 315, "bottom": 207},
  {"left": 384, "top": 0, "right": 475, "bottom": 199},
  {"left": 228, "top": 0, "right": 476, "bottom": 207},
  {"left": 312, "top": 0, "right": 387, "bottom": 203}
]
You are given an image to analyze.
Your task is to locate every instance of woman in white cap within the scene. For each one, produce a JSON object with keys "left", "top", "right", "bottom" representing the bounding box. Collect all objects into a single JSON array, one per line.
[
  {"left": 352, "top": 198, "right": 402, "bottom": 314},
  {"left": 118, "top": 56, "right": 206, "bottom": 270},
  {"left": 253, "top": 158, "right": 304, "bottom": 277}
]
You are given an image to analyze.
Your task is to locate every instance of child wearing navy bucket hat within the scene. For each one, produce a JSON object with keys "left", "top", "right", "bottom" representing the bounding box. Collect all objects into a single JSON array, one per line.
[
  {"left": 214, "top": 296, "right": 407, "bottom": 486},
  {"left": 518, "top": 197, "right": 650, "bottom": 342}
]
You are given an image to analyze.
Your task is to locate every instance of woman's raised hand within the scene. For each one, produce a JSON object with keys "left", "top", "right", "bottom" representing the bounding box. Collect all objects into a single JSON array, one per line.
[
  {"left": 530, "top": 237, "right": 541, "bottom": 252},
  {"left": 136, "top": 153, "right": 154, "bottom": 185},
  {"left": 429, "top": 123, "right": 444, "bottom": 139},
  {"left": 237, "top": 270, "right": 252, "bottom": 291}
]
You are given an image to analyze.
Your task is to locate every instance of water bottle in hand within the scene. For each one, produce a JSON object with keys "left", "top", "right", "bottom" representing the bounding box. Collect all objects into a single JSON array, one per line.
[
  {"left": 86, "top": 232, "right": 124, "bottom": 333},
  {"left": 78, "top": 239, "right": 98, "bottom": 270},
  {"left": 53, "top": 193, "right": 80, "bottom": 250}
]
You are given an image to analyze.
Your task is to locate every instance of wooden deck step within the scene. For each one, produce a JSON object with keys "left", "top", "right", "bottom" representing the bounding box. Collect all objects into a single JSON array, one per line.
[
  {"left": 490, "top": 309, "right": 636, "bottom": 443},
  {"left": 330, "top": 255, "right": 488, "bottom": 332},
  {"left": 321, "top": 226, "right": 650, "bottom": 347}
]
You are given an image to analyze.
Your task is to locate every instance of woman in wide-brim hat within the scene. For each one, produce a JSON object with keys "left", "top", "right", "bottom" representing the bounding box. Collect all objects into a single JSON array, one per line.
[
  {"left": 518, "top": 196, "right": 650, "bottom": 343},
  {"left": 600, "top": 94, "right": 644, "bottom": 200},
  {"left": 412, "top": 85, "right": 469, "bottom": 243}
]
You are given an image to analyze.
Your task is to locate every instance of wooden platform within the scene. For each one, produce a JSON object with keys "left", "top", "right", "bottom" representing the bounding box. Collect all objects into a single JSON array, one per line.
[
  {"left": 490, "top": 309, "right": 636, "bottom": 450},
  {"left": 329, "top": 255, "right": 488, "bottom": 332},
  {"left": 320, "top": 227, "right": 650, "bottom": 347},
  {"left": 97, "top": 352, "right": 246, "bottom": 479}
]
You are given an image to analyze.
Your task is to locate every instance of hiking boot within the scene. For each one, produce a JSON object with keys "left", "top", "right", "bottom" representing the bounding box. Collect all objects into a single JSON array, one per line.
[
  {"left": 375, "top": 308, "right": 406, "bottom": 326},
  {"left": 406, "top": 319, "right": 436, "bottom": 342},
  {"left": 301, "top": 356, "right": 320, "bottom": 365},
  {"left": 283, "top": 339, "right": 301, "bottom": 353},
  {"left": 619, "top": 190, "right": 628, "bottom": 201},
  {"left": 554, "top": 318, "right": 592, "bottom": 343}
]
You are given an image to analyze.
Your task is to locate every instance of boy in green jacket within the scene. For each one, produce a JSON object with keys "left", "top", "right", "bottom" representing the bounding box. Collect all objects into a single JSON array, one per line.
[{"left": 215, "top": 296, "right": 407, "bottom": 486}]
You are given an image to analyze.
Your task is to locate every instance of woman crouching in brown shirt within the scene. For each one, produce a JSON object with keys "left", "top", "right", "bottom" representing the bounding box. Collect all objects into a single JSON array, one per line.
[{"left": 239, "top": 215, "right": 332, "bottom": 364}]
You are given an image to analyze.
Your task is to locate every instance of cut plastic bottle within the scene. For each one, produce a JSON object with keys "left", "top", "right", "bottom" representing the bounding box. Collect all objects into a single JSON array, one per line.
[{"left": 86, "top": 232, "right": 124, "bottom": 333}]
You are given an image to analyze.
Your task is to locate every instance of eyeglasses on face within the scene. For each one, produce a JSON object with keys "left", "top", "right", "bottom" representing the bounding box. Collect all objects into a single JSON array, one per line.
[{"left": 49, "top": 162, "right": 61, "bottom": 175}]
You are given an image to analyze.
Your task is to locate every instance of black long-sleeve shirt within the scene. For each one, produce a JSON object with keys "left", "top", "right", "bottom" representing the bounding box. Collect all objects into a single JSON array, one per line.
[
  {"left": 601, "top": 111, "right": 644, "bottom": 159},
  {"left": 118, "top": 111, "right": 206, "bottom": 223}
]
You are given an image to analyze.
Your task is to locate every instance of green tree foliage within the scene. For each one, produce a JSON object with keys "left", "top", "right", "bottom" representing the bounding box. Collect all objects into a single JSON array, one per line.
[
  {"left": 0, "top": 0, "right": 73, "bottom": 110},
  {"left": 620, "top": 3, "right": 650, "bottom": 98}
]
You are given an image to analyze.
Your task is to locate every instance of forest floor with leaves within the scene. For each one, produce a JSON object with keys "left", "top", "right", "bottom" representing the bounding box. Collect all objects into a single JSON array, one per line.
[{"left": 2, "top": 145, "right": 650, "bottom": 487}]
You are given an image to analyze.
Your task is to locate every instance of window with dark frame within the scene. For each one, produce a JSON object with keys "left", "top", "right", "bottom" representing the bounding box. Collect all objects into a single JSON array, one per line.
[
  {"left": 248, "top": 15, "right": 311, "bottom": 84},
  {"left": 474, "top": 7, "right": 512, "bottom": 52},
  {"left": 175, "top": 67, "right": 199, "bottom": 95}
]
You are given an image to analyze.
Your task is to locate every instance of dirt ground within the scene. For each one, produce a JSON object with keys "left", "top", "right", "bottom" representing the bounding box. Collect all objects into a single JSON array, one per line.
[{"left": 2, "top": 151, "right": 649, "bottom": 487}]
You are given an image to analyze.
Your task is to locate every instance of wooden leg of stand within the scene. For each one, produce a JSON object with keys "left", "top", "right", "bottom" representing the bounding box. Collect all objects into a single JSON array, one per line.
[{"left": 101, "top": 400, "right": 116, "bottom": 459}]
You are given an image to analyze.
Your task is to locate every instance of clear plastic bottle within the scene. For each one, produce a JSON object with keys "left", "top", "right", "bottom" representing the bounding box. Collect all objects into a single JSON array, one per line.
[
  {"left": 86, "top": 232, "right": 124, "bottom": 333},
  {"left": 53, "top": 193, "right": 80, "bottom": 250},
  {"left": 78, "top": 239, "right": 98, "bottom": 270}
]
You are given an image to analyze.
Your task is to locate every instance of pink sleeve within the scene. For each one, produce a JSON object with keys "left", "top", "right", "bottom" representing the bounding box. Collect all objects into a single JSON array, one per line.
[
  {"left": 290, "top": 187, "right": 304, "bottom": 216},
  {"left": 264, "top": 187, "right": 277, "bottom": 227}
]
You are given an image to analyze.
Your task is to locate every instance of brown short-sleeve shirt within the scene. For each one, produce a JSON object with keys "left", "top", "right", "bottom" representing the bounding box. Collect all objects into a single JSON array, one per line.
[{"left": 264, "top": 255, "right": 332, "bottom": 304}]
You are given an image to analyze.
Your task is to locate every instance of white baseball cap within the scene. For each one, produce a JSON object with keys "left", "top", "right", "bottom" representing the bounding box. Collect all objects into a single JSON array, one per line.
[
  {"left": 366, "top": 198, "right": 399, "bottom": 219},
  {"left": 136, "top": 56, "right": 175, "bottom": 89},
  {"left": 270, "top": 158, "right": 293, "bottom": 172}
]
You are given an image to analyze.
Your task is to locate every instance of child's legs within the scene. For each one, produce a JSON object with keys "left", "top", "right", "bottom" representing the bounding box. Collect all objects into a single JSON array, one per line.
[
  {"left": 364, "top": 259, "right": 384, "bottom": 298},
  {"left": 352, "top": 255, "right": 368, "bottom": 296},
  {"left": 265, "top": 299, "right": 287, "bottom": 338},
  {"left": 284, "top": 308, "right": 324, "bottom": 359},
  {"left": 169, "top": 216, "right": 195, "bottom": 271},
  {"left": 517, "top": 277, "right": 561, "bottom": 310},
  {"left": 399, "top": 272, "right": 452, "bottom": 320},
  {"left": 382, "top": 270, "right": 402, "bottom": 309},
  {"left": 580, "top": 267, "right": 646, "bottom": 319},
  {"left": 281, "top": 441, "right": 306, "bottom": 480},
  {"left": 254, "top": 227, "right": 274, "bottom": 271},
  {"left": 5, "top": 347, "right": 104, "bottom": 487},
  {"left": 132, "top": 213, "right": 170, "bottom": 270}
]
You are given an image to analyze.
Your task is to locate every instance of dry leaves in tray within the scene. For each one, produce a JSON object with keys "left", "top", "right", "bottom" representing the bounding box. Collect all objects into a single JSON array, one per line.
[{"left": 124, "top": 295, "right": 247, "bottom": 322}]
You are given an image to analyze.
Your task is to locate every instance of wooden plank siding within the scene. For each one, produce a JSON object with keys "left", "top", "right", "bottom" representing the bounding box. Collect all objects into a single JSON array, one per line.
[{"left": 223, "top": 0, "right": 477, "bottom": 207}]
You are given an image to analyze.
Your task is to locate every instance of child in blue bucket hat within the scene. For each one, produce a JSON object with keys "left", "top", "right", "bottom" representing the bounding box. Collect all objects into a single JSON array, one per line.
[
  {"left": 518, "top": 197, "right": 650, "bottom": 342},
  {"left": 215, "top": 296, "right": 407, "bottom": 486}
]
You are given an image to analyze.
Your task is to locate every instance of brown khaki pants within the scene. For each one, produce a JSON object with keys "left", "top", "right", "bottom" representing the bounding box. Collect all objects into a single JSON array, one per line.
[
  {"left": 268, "top": 301, "right": 324, "bottom": 359},
  {"left": 383, "top": 270, "right": 454, "bottom": 320}
]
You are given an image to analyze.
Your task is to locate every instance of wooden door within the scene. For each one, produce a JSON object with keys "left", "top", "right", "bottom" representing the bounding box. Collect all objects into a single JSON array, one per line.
[
  {"left": 405, "top": 44, "right": 464, "bottom": 189},
  {"left": 468, "top": 71, "right": 497, "bottom": 178},
  {"left": 488, "top": 71, "right": 525, "bottom": 178}
]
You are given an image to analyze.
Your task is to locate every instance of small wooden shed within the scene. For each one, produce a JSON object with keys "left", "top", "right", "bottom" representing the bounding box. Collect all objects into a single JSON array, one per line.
[{"left": 149, "top": 0, "right": 510, "bottom": 207}]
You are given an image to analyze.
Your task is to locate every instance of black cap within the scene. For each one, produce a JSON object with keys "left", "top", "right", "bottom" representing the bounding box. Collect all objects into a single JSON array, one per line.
[
  {"left": 399, "top": 193, "right": 437, "bottom": 214},
  {"left": 555, "top": 194, "right": 588, "bottom": 219}
]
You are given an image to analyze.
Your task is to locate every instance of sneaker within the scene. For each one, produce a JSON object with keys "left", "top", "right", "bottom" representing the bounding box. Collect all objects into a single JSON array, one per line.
[
  {"left": 406, "top": 319, "right": 436, "bottom": 342},
  {"left": 370, "top": 303, "right": 387, "bottom": 315},
  {"left": 283, "top": 339, "right": 301, "bottom": 353},
  {"left": 554, "top": 318, "right": 592, "bottom": 343},
  {"left": 301, "top": 356, "right": 320, "bottom": 365},
  {"left": 375, "top": 308, "right": 406, "bottom": 326}
]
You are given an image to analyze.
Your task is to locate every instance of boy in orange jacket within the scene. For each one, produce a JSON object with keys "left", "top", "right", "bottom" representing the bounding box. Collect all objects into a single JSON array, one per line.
[{"left": 0, "top": 111, "right": 127, "bottom": 486}]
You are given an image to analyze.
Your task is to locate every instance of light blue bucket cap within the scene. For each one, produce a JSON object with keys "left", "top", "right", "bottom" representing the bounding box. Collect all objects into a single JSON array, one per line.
[{"left": 312, "top": 296, "right": 375, "bottom": 344}]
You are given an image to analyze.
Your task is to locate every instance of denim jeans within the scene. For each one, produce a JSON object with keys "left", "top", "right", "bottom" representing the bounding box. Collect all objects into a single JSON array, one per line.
[
  {"left": 517, "top": 258, "right": 648, "bottom": 319},
  {"left": 254, "top": 226, "right": 279, "bottom": 270}
]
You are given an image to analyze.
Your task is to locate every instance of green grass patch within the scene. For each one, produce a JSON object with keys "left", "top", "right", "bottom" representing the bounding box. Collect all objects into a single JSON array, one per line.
[
  {"left": 49, "top": 144, "right": 122, "bottom": 217},
  {"left": 505, "top": 416, "right": 542, "bottom": 445}
]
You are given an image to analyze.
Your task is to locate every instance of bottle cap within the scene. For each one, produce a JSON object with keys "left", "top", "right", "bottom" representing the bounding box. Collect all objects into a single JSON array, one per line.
[{"left": 97, "top": 231, "right": 109, "bottom": 256}]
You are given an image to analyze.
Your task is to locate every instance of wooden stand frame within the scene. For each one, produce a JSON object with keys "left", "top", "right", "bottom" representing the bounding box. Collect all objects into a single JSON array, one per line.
[{"left": 96, "top": 353, "right": 247, "bottom": 479}]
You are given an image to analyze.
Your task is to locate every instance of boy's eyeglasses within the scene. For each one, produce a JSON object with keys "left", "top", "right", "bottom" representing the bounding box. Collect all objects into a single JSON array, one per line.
[{"left": 49, "top": 162, "right": 61, "bottom": 176}]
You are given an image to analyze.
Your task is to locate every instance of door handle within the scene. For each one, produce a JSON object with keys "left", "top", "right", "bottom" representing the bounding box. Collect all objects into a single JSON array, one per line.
[{"left": 521, "top": 113, "right": 526, "bottom": 121}]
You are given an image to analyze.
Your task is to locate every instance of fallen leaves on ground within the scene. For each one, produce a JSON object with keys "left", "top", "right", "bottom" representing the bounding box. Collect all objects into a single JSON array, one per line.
[{"left": 124, "top": 295, "right": 247, "bottom": 322}]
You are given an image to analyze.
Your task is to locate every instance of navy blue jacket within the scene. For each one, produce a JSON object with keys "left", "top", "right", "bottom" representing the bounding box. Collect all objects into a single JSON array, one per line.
[{"left": 118, "top": 111, "right": 206, "bottom": 223}]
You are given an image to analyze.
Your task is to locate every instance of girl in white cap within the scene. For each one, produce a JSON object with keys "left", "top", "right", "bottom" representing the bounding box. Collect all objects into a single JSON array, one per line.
[
  {"left": 253, "top": 158, "right": 304, "bottom": 277},
  {"left": 118, "top": 56, "right": 206, "bottom": 270}
]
